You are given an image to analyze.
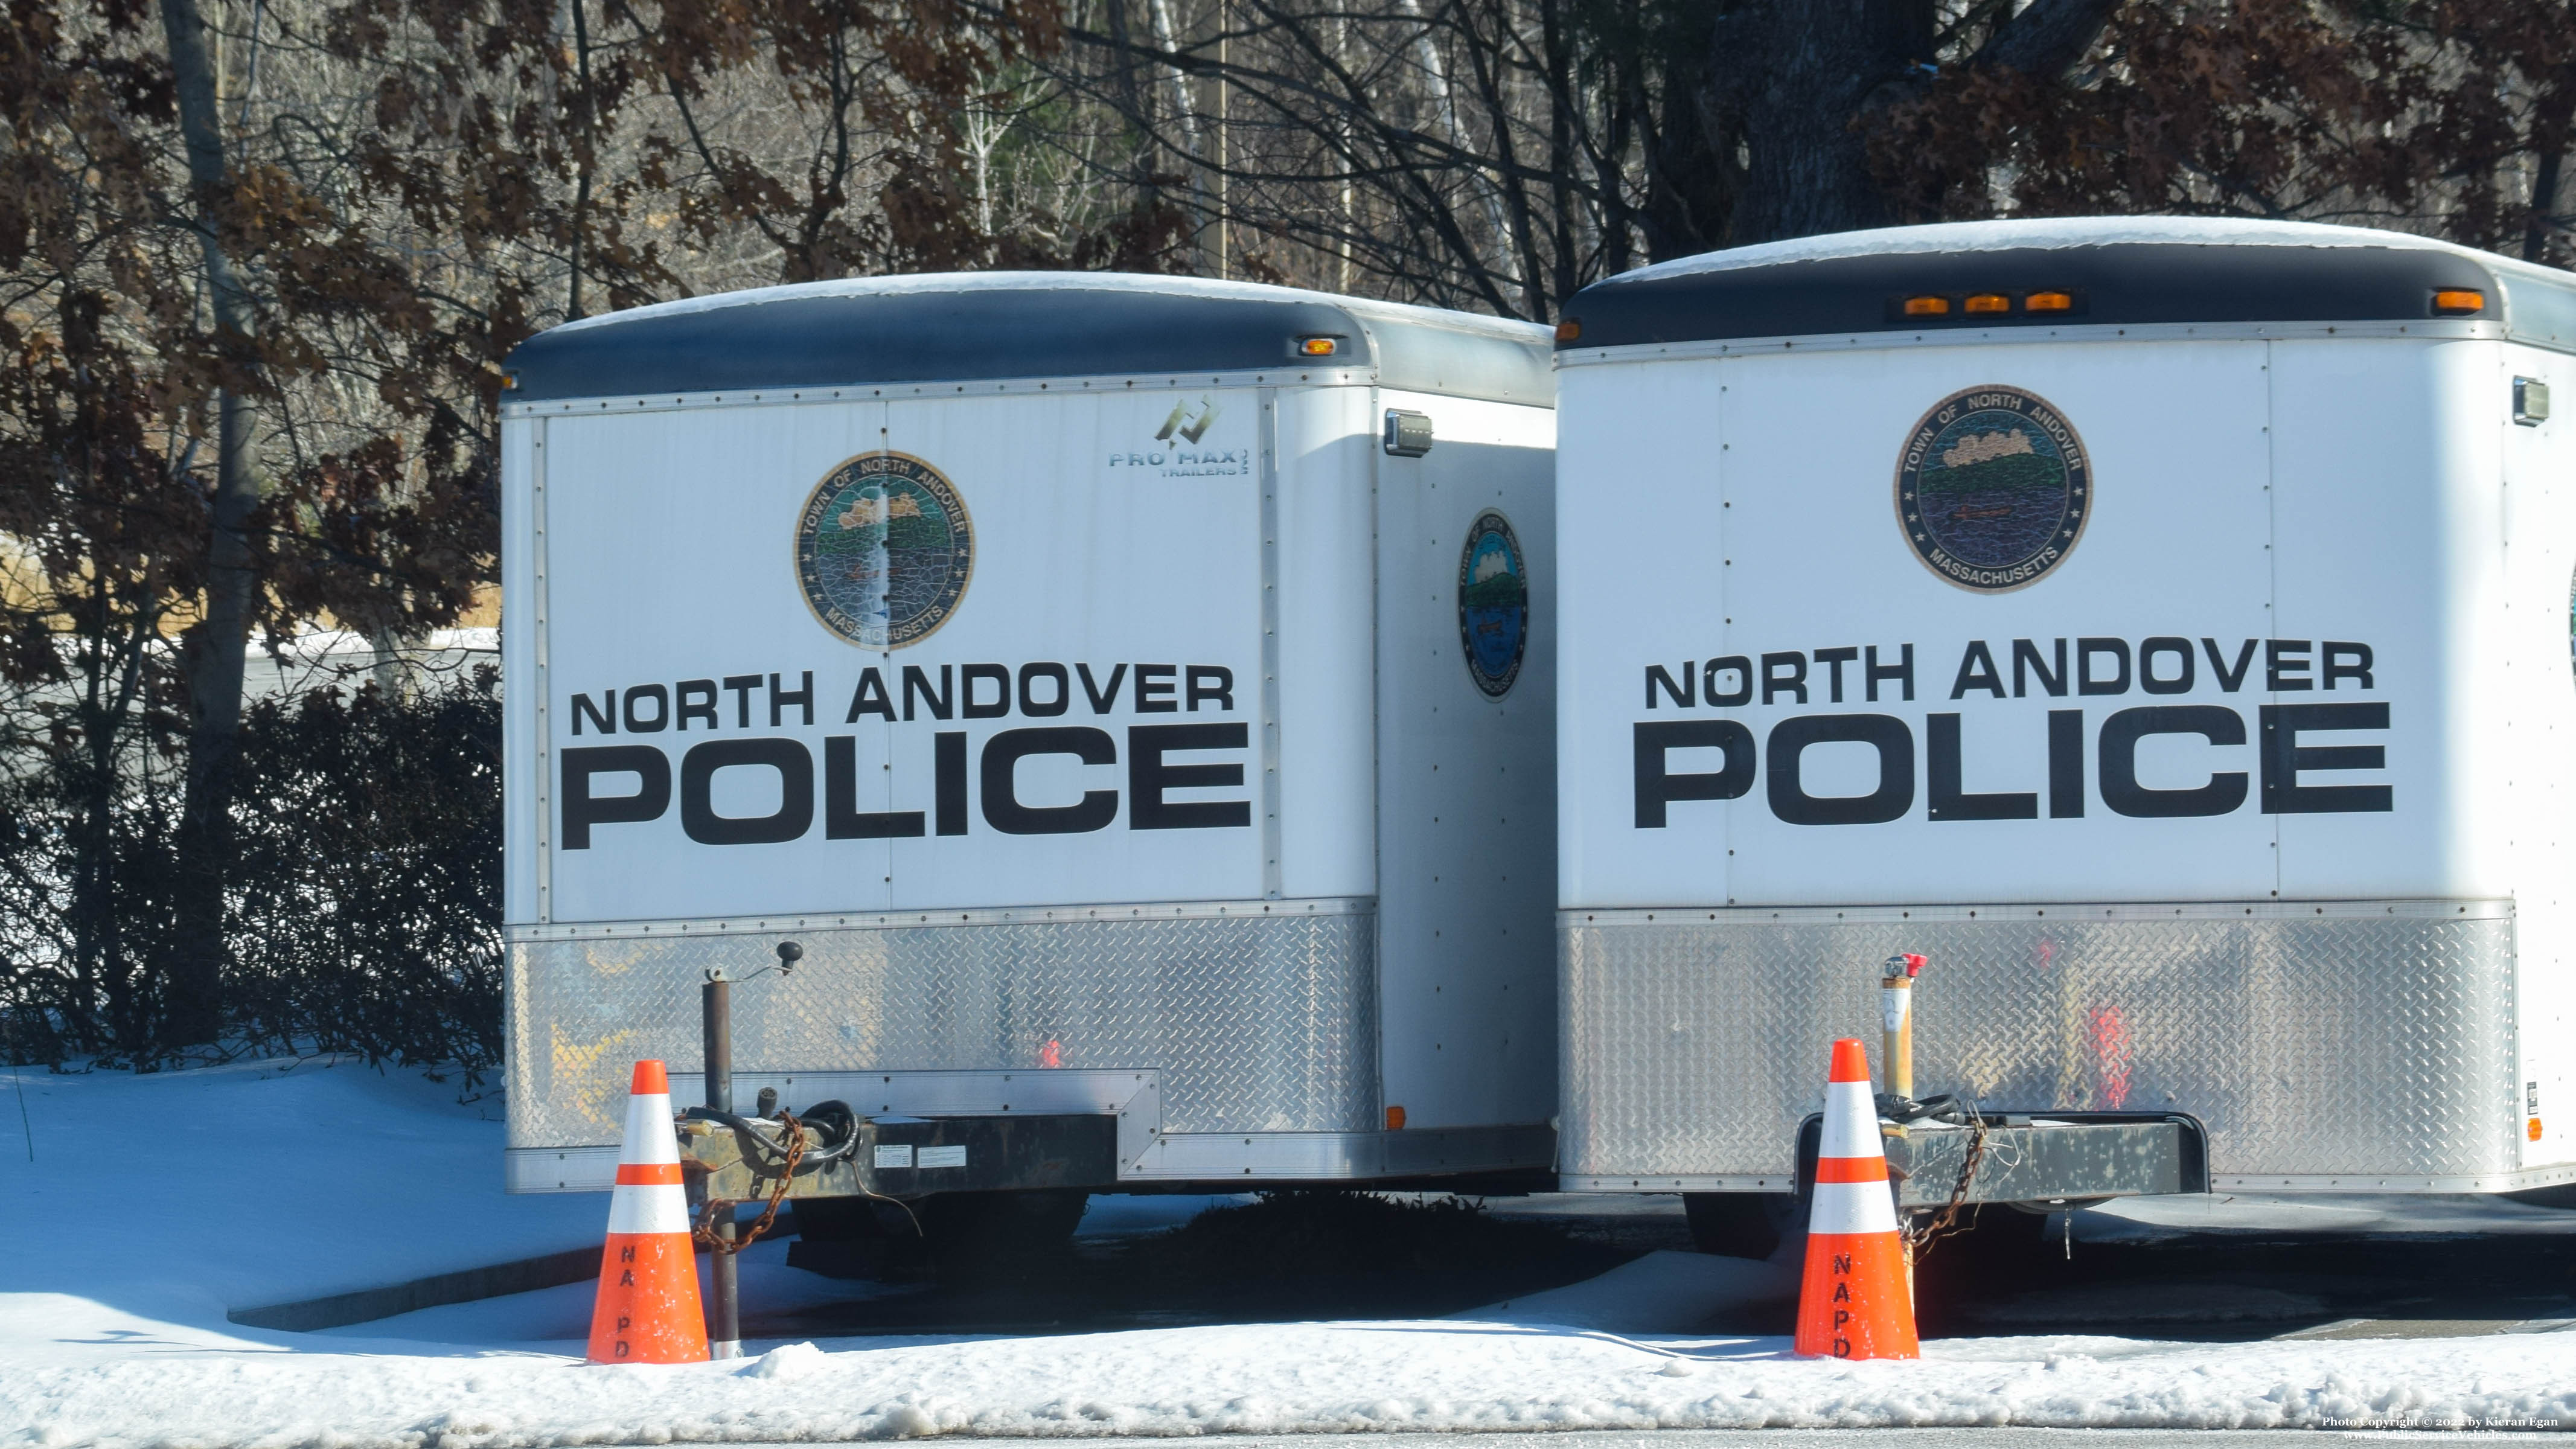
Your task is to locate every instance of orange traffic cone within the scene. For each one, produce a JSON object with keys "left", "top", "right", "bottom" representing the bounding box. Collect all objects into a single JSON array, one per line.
[
  {"left": 1793, "top": 1037, "right": 1919, "bottom": 1360},
  {"left": 586, "top": 1060, "right": 709, "bottom": 1364}
]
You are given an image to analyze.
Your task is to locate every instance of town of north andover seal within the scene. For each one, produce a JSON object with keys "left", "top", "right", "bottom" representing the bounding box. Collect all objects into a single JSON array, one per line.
[
  {"left": 1457, "top": 510, "right": 1529, "bottom": 698},
  {"left": 796, "top": 452, "right": 974, "bottom": 648},
  {"left": 1895, "top": 386, "right": 2089, "bottom": 592}
]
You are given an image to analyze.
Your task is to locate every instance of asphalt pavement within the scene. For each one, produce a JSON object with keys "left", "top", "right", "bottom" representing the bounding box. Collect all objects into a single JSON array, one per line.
[{"left": 743, "top": 1189, "right": 2576, "bottom": 1344}]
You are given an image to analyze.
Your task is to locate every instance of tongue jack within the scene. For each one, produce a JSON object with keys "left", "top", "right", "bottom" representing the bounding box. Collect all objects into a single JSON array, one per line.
[{"left": 1881, "top": 952, "right": 1926, "bottom": 1105}]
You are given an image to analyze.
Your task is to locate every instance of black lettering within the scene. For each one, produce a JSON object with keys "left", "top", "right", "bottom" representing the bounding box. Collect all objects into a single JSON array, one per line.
[
  {"left": 619, "top": 1245, "right": 636, "bottom": 1263},
  {"left": 1134, "top": 664, "right": 1178, "bottom": 712},
  {"left": 1633, "top": 720, "right": 1755, "bottom": 827},
  {"left": 903, "top": 665, "right": 954, "bottom": 721},
  {"left": 1185, "top": 665, "right": 1235, "bottom": 712},
  {"left": 1761, "top": 651, "right": 1809, "bottom": 705},
  {"left": 1833, "top": 1337, "right": 1850, "bottom": 1358},
  {"left": 680, "top": 738, "right": 814, "bottom": 845},
  {"left": 2322, "top": 642, "right": 2375, "bottom": 691},
  {"left": 1130, "top": 723, "right": 1250, "bottom": 829},
  {"left": 2261, "top": 703, "right": 2392, "bottom": 813},
  {"left": 677, "top": 679, "right": 718, "bottom": 731},
  {"left": 2138, "top": 638, "right": 2194, "bottom": 696},
  {"left": 2077, "top": 638, "right": 2130, "bottom": 696},
  {"left": 934, "top": 732, "right": 968, "bottom": 834},
  {"left": 572, "top": 692, "right": 616, "bottom": 736},
  {"left": 1020, "top": 663, "right": 1071, "bottom": 717},
  {"left": 981, "top": 728, "right": 1120, "bottom": 834},
  {"left": 962, "top": 663, "right": 1011, "bottom": 719},
  {"left": 1705, "top": 656, "right": 1753, "bottom": 707},
  {"left": 723, "top": 674, "right": 761, "bottom": 728},
  {"left": 1832, "top": 1253, "right": 1852, "bottom": 1274},
  {"left": 2048, "top": 709, "right": 2085, "bottom": 817},
  {"left": 2266, "top": 639, "right": 2313, "bottom": 691},
  {"left": 2098, "top": 706, "right": 2248, "bottom": 818},
  {"left": 822, "top": 736, "right": 925, "bottom": 839},
  {"left": 1646, "top": 662, "right": 1694, "bottom": 709},
  {"left": 1077, "top": 663, "right": 1128, "bottom": 714},
  {"left": 1950, "top": 642, "right": 2005, "bottom": 700},
  {"left": 768, "top": 671, "right": 813, "bottom": 728},
  {"left": 622, "top": 684, "right": 670, "bottom": 734},
  {"left": 2202, "top": 638, "right": 2257, "bottom": 692},
  {"left": 845, "top": 668, "right": 895, "bottom": 723},
  {"left": 1766, "top": 714, "right": 1914, "bottom": 825},
  {"left": 561, "top": 746, "right": 670, "bottom": 848},
  {"left": 1926, "top": 714, "right": 2037, "bottom": 821},
  {"left": 2012, "top": 638, "right": 2066, "bottom": 698},
  {"left": 1813, "top": 647, "right": 1859, "bottom": 703},
  {"left": 1865, "top": 644, "right": 1914, "bottom": 703}
]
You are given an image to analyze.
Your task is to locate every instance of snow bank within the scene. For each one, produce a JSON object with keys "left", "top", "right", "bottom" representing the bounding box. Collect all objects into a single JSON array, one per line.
[
  {"left": 5, "top": 1316, "right": 2572, "bottom": 1445},
  {"left": 0, "top": 1058, "right": 602, "bottom": 1328}
]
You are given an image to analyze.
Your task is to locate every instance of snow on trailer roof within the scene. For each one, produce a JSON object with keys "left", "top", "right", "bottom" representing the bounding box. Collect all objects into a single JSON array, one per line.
[
  {"left": 1559, "top": 216, "right": 2576, "bottom": 354},
  {"left": 503, "top": 271, "right": 1555, "bottom": 406}
]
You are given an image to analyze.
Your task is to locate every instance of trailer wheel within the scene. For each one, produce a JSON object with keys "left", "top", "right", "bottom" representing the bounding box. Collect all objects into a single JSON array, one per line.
[
  {"left": 1911, "top": 1202, "right": 2057, "bottom": 1329},
  {"left": 920, "top": 1188, "right": 1091, "bottom": 1282},
  {"left": 784, "top": 1195, "right": 918, "bottom": 1279},
  {"left": 1683, "top": 1192, "right": 1800, "bottom": 1261}
]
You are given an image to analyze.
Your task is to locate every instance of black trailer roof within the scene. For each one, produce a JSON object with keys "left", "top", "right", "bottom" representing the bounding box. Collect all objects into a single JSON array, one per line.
[
  {"left": 504, "top": 273, "right": 1553, "bottom": 406},
  {"left": 1559, "top": 218, "right": 2576, "bottom": 353}
]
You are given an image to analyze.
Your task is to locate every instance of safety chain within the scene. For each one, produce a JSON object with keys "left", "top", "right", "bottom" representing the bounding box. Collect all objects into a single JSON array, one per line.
[
  {"left": 1906, "top": 1112, "right": 1991, "bottom": 1261},
  {"left": 693, "top": 1110, "right": 807, "bottom": 1255}
]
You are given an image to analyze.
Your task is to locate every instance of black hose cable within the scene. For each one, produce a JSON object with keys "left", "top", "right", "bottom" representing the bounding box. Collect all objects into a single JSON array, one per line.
[
  {"left": 682, "top": 1104, "right": 860, "bottom": 1174},
  {"left": 1874, "top": 1092, "right": 1975, "bottom": 1125}
]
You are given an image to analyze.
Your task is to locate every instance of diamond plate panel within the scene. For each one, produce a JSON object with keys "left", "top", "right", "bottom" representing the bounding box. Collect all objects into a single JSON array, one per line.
[
  {"left": 1560, "top": 904, "right": 2518, "bottom": 1181},
  {"left": 510, "top": 903, "right": 1378, "bottom": 1150}
]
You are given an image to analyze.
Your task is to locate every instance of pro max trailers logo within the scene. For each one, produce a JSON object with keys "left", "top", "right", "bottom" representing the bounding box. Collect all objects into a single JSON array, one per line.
[
  {"left": 1896, "top": 386, "right": 2089, "bottom": 593},
  {"left": 796, "top": 452, "right": 974, "bottom": 648}
]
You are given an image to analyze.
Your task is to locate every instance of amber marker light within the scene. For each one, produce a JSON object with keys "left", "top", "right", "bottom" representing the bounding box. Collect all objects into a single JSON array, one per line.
[
  {"left": 1964, "top": 293, "right": 2010, "bottom": 315},
  {"left": 1297, "top": 335, "right": 1339, "bottom": 356},
  {"left": 2025, "top": 290, "right": 2075, "bottom": 313},
  {"left": 2432, "top": 289, "right": 2486, "bottom": 316},
  {"left": 1902, "top": 295, "right": 1951, "bottom": 317},
  {"left": 1386, "top": 1105, "right": 1408, "bottom": 1130},
  {"left": 1554, "top": 318, "right": 1583, "bottom": 344}
]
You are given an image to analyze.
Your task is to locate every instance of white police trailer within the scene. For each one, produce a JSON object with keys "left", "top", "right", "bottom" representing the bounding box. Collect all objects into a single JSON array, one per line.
[
  {"left": 1551, "top": 218, "right": 2576, "bottom": 1253},
  {"left": 499, "top": 274, "right": 1557, "bottom": 1239}
]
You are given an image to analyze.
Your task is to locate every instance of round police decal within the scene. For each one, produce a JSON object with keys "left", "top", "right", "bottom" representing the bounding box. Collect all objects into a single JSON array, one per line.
[
  {"left": 1894, "top": 385, "right": 2091, "bottom": 592},
  {"left": 796, "top": 452, "right": 974, "bottom": 648},
  {"left": 1457, "top": 510, "right": 1529, "bottom": 697}
]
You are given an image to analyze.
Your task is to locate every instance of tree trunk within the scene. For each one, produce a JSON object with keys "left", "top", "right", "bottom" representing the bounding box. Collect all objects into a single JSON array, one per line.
[
  {"left": 1701, "top": 0, "right": 2118, "bottom": 249},
  {"left": 1707, "top": 0, "right": 1930, "bottom": 246},
  {"left": 160, "top": 0, "right": 262, "bottom": 1054}
]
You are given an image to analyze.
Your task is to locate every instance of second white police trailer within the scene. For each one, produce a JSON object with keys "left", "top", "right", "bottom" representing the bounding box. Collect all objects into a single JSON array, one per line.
[
  {"left": 1552, "top": 218, "right": 2576, "bottom": 1254},
  {"left": 499, "top": 274, "right": 1558, "bottom": 1245}
]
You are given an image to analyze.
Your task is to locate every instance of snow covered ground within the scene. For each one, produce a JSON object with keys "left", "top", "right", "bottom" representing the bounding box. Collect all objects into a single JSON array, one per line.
[
  {"left": 3, "top": 1058, "right": 2573, "bottom": 1447},
  {"left": 0, "top": 1056, "right": 603, "bottom": 1328}
]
